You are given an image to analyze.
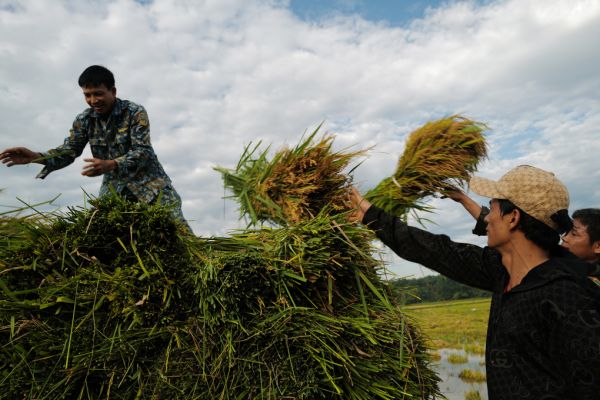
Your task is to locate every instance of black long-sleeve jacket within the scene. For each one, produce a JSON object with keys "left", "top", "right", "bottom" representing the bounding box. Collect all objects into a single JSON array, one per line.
[{"left": 363, "top": 206, "right": 600, "bottom": 400}]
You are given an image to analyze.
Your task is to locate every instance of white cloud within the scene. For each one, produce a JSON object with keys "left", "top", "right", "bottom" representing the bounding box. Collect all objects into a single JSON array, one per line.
[{"left": 1, "top": 0, "right": 599, "bottom": 277}]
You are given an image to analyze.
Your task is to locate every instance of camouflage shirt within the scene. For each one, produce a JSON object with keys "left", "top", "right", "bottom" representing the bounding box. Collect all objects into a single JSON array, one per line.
[{"left": 37, "top": 98, "right": 180, "bottom": 203}]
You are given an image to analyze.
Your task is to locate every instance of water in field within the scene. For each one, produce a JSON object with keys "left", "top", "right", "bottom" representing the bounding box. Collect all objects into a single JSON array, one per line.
[{"left": 433, "top": 348, "right": 488, "bottom": 400}]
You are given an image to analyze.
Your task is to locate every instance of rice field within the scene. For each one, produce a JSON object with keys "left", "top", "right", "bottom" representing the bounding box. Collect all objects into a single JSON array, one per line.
[
  {"left": 404, "top": 298, "right": 490, "bottom": 400},
  {"left": 404, "top": 297, "right": 490, "bottom": 351}
]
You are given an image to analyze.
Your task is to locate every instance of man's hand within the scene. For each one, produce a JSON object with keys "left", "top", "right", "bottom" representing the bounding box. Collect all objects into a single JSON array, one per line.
[
  {"left": 347, "top": 186, "right": 372, "bottom": 223},
  {"left": 82, "top": 158, "right": 117, "bottom": 177},
  {"left": 439, "top": 185, "right": 483, "bottom": 220},
  {"left": 442, "top": 187, "right": 469, "bottom": 203},
  {"left": 0, "top": 147, "right": 42, "bottom": 166}
]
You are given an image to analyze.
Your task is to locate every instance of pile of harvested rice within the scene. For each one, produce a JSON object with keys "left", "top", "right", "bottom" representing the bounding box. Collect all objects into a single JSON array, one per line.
[{"left": 0, "top": 194, "right": 439, "bottom": 399}]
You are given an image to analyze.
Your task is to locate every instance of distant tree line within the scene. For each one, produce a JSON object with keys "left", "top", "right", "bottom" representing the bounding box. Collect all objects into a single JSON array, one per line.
[{"left": 389, "top": 274, "right": 491, "bottom": 304}]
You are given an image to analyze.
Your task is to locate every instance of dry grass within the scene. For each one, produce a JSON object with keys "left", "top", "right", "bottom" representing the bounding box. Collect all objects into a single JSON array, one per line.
[
  {"left": 215, "top": 125, "right": 368, "bottom": 225},
  {"left": 459, "top": 369, "right": 487, "bottom": 383},
  {"left": 447, "top": 353, "right": 469, "bottom": 364},
  {"left": 464, "top": 390, "right": 483, "bottom": 400},
  {"left": 366, "top": 115, "right": 488, "bottom": 219}
]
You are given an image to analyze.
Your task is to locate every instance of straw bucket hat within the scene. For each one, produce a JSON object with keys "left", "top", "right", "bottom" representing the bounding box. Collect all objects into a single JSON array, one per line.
[{"left": 469, "top": 165, "right": 569, "bottom": 231}]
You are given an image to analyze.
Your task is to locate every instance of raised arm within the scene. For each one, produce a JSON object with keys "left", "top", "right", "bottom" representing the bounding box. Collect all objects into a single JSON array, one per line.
[
  {"left": 444, "top": 188, "right": 482, "bottom": 220},
  {"left": 348, "top": 186, "right": 500, "bottom": 291},
  {"left": 443, "top": 188, "right": 489, "bottom": 236}
]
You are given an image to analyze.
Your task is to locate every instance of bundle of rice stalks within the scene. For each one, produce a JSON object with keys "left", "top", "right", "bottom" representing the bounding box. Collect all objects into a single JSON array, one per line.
[
  {"left": 0, "top": 196, "right": 440, "bottom": 399},
  {"left": 365, "top": 115, "right": 488, "bottom": 218},
  {"left": 214, "top": 124, "right": 367, "bottom": 225}
]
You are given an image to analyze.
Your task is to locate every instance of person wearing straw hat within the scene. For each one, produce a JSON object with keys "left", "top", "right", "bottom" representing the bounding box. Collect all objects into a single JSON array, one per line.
[
  {"left": 0, "top": 65, "right": 189, "bottom": 229},
  {"left": 349, "top": 165, "right": 600, "bottom": 400},
  {"left": 443, "top": 189, "right": 600, "bottom": 284}
]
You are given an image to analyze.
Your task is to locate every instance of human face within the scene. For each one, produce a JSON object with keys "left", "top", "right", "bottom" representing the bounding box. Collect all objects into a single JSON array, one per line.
[
  {"left": 561, "top": 218, "right": 600, "bottom": 263},
  {"left": 484, "top": 199, "right": 514, "bottom": 249},
  {"left": 82, "top": 84, "right": 116, "bottom": 116}
]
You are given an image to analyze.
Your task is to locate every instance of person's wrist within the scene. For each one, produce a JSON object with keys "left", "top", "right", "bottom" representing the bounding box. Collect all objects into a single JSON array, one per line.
[
  {"left": 358, "top": 198, "right": 370, "bottom": 212},
  {"left": 35, "top": 152, "right": 45, "bottom": 165}
]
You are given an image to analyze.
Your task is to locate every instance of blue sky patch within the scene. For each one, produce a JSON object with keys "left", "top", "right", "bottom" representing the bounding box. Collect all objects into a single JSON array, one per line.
[{"left": 289, "top": 0, "right": 448, "bottom": 27}]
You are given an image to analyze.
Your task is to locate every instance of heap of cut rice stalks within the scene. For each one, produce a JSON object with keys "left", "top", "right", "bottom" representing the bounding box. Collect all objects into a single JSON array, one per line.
[
  {"left": 1, "top": 193, "right": 440, "bottom": 399},
  {"left": 214, "top": 124, "right": 367, "bottom": 225},
  {"left": 365, "top": 115, "right": 488, "bottom": 218}
]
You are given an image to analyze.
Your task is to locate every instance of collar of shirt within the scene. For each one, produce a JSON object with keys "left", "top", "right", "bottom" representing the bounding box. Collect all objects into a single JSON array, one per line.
[{"left": 507, "top": 257, "right": 591, "bottom": 294}]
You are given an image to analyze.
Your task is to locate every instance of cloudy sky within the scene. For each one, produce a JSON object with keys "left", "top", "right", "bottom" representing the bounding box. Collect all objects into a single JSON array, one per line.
[{"left": 1, "top": 0, "right": 599, "bottom": 278}]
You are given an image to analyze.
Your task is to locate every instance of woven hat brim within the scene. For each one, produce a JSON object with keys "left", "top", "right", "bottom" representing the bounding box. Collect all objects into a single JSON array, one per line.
[{"left": 469, "top": 176, "right": 505, "bottom": 199}]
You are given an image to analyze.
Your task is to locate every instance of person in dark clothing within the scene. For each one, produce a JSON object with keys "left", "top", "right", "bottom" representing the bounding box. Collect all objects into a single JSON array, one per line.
[{"left": 349, "top": 165, "right": 600, "bottom": 400}]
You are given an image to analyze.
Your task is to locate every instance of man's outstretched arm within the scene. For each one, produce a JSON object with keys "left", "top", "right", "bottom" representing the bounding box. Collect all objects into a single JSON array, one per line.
[{"left": 0, "top": 147, "right": 45, "bottom": 166}]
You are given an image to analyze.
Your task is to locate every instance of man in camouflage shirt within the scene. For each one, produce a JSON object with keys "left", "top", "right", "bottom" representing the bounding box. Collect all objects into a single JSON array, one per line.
[{"left": 0, "top": 65, "right": 188, "bottom": 227}]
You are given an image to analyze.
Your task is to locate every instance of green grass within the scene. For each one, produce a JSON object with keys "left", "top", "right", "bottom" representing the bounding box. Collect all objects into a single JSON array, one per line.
[{"left": 404, "top": 298, "right": 490, "bottom": 350}]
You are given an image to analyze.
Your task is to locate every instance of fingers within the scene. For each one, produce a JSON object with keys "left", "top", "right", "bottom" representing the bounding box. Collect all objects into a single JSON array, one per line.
[
  {"left": 345, "top": 186, "right": 368, "bottom": 223},
  {"left": 82, "top": 158, "right": 102, "bottom": 177},
  {"left": 348, "top": 186, "right": 362, "bottom": 206},
  {"left": 0, "top": 147, "right": 34, "bottom": 166},
  {"left": 82, "top": 158, "right": 115, "bottom": 177}
]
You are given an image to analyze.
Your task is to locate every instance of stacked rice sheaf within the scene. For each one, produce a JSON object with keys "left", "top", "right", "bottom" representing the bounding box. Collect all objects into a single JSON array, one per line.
[{"left": 0, "top": 116, "right": 486, "bottom": 399}]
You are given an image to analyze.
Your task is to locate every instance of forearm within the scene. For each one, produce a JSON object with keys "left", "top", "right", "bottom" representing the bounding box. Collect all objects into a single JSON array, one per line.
[
  {"left": 38, "top": 120, "right": 89, "bottom": 178},
  {"left": 36, "top": 147, "right": 82, "bottom": 179},
  {"left": 363, "top": 205, "right": 498, "bottom": 291},
  {"left": 460, "top": 196, "right": 483, "bottom": 220}
]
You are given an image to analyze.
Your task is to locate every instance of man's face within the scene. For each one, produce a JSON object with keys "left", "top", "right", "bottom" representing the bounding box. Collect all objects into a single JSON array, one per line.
[
  {"left": 561, "top": 218, "right": 600, "bottom": 263},
  {"left": 485, "top": 199, "right": 514, "bottom": 249},
  {"left": 82, "top": 84, "right": 116, "bottom": 116}
]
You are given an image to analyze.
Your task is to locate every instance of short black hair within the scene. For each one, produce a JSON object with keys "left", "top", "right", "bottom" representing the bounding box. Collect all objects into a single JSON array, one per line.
[
  {"left": 78, "top": 65, "right": 115, "bottom": 89},
  {"left": 497, "top": 199, "right": 559, "bottom": 253},
  {"left": 572, "top": 208, "right": 600, "bottom": 244}
]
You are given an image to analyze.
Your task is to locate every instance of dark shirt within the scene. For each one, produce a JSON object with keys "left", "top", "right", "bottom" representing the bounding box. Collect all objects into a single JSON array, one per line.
[{"left": 363, "top": 205, "right": 600, "bottom": 400}]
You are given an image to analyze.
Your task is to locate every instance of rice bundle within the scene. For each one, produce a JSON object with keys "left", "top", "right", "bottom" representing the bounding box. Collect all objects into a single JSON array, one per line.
[
  {"left": 214, "top": 125, "right": 367, "bottom": 225},
  {"left": 365, "top": 115, "right": 488, "bottom": 218},
  {"left": 0, "top": 195, "right": 440, "bottom": 399}
]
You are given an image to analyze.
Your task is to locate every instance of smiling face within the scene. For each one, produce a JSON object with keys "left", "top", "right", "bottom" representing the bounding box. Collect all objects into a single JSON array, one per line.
[
  {"left": 561, "top": 218, "right": 600, "bottom": 263},
  {"left": 82, "top": 84, "right": 116, "bottom": 116}
]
